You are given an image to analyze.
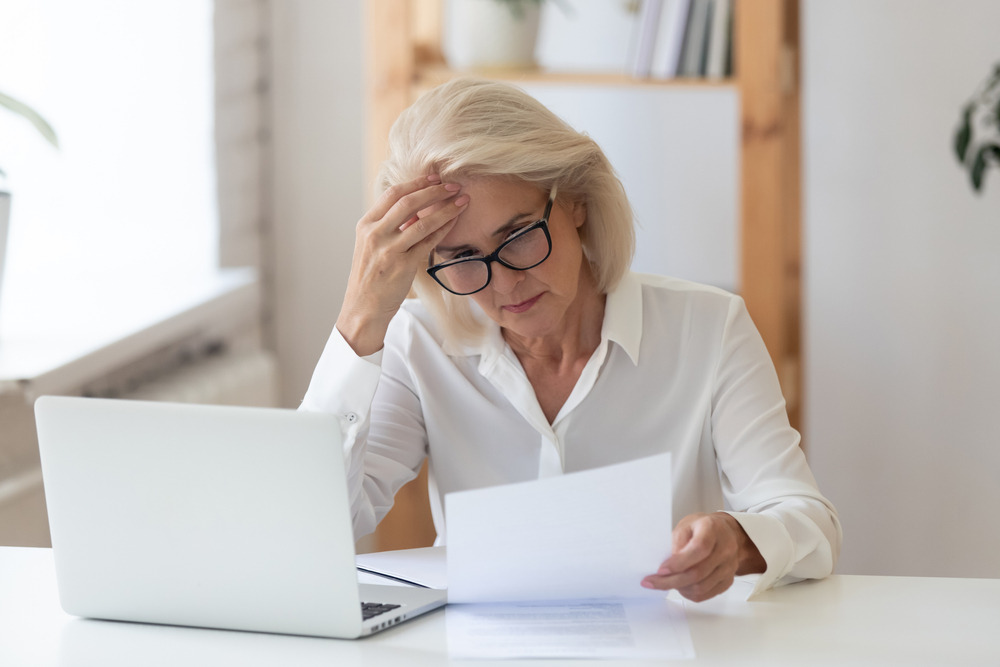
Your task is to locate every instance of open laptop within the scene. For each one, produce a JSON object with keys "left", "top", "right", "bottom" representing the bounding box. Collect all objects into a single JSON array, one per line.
[{"left": 34, "top": 395, "right": 446, "bottom": 638}]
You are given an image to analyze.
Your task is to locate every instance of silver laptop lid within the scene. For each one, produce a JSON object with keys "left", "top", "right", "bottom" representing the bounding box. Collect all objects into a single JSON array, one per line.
[{"left": 35, "top": 396, "right": 366, "bottom": 638}]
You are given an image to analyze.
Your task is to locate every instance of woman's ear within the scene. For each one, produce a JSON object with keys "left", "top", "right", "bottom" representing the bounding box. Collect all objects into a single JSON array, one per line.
[{"left": 570, "top": 199, "right": 586, "bottom": 229}]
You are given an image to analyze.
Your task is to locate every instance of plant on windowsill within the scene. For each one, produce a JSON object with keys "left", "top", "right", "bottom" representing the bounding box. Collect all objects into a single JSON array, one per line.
[
  {"left": 954, "top": 63, "right": 1000, "bottom": 193},
  {"left": 0, "top": 91, "right": 59, "bottom": 317},
  {"left": 0, "top": 91, "right": 59, "bottom": 178}
]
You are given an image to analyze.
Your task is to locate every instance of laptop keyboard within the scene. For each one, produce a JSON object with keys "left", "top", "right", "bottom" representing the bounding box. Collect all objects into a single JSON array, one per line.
[{"left": 361, "top": 602, "right": 402, "bottom": 620}]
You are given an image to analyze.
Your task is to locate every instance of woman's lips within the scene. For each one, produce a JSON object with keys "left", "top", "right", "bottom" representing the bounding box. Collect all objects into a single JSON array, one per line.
[{"left": 502, "top": 293, "right": 543, "bottom": 314}]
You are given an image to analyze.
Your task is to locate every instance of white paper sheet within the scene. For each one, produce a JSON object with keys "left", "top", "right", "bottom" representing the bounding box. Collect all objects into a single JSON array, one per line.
[
  {"left": 355, "top": 546, "right": 447, "bottom": 589},
  {"left": 445, "top": 452, "right": 673, "bottom": 604},
  {"left": 446, "top": 597, "right": 695, "bottom": 660}
]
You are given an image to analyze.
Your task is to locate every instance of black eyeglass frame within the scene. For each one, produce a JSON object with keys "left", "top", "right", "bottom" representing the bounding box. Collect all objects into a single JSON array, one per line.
[{"left": 426, "top": 193, "right": 555, "bottom": 296}]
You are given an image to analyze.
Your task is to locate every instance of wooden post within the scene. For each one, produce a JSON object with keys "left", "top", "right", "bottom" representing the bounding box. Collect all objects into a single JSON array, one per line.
[
  {"left": 734, "top": 0, "right": 802, "bottom": 429},
  {"left": 366, "top": 0, "right": 415, "bottom": 198},
  {"left": 362, "top": 0, "right": 439, "bottom": 552}
]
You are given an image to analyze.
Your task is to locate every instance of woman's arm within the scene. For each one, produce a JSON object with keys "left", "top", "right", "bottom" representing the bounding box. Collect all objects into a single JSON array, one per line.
[
  {"left": 300, "top": 174, "right": 467, "bottom": 537},
  {"left": 643, "top": 295, "right": 841, "bottom": 601},
  {"left": 707, "top": 297, "right": 842, "bottom": 595}
]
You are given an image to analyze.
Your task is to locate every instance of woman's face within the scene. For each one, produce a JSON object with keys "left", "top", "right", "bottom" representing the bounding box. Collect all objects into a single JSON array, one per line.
[{"left": 431, "top": 177, "right": 594, "bottom": 342}]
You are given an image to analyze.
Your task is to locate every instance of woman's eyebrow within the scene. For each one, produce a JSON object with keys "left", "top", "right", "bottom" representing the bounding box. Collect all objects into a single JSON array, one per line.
[
  {"left": 433, "top": 241, "right": 474, "bottom": 257},
  {"left": 490, "top": 212, "right": 537, "bottom": 239}
]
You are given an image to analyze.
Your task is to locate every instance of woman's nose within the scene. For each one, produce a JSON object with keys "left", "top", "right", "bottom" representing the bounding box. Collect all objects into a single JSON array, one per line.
[{"left": 489, "top": 262, "right": 524, "bottom": 295}]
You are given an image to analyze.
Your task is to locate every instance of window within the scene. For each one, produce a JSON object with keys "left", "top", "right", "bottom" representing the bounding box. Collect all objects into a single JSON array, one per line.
[{"left": 0, "top": 0, "right": 217, "bottom": 282}]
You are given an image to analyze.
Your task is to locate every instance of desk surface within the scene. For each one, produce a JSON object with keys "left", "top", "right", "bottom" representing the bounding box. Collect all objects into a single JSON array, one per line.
[{"left": 2, "top": 546, "right": 998, "bottom": 666}]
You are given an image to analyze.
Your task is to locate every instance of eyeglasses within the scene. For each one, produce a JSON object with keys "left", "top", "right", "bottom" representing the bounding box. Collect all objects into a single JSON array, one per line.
[{"left": 426, "top": 192, "right": 555, "bottom": 296}]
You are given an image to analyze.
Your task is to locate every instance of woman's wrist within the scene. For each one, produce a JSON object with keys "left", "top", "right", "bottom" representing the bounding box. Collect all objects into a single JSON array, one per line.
[
  {"left": 336, "top": 309, "right": 389, "bottom": 358},
  {"left": 719, "top": 512, "right": 767, "bottom": 576}
]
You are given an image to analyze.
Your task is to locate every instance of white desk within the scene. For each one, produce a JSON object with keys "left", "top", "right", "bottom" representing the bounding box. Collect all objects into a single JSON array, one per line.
[{"left": 1, "top": 546, "right": 998, "bottom": 666}]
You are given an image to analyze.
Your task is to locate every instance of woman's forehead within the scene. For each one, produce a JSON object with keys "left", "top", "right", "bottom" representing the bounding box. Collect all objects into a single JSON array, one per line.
[
  {"left": 449, "top": 175, "right": 543, "bottom": 201},
  {"left": 443, "top": 178, "right": 546, "bottom": 239}
]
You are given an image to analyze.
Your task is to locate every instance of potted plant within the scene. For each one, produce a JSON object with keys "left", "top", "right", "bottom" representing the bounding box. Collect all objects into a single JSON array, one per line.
[
  {"left": 954, "top": 63, "right": 1000, "bottom": 193},
  {"left": 445, "top": 0, "right": 549, "bottom": 70},
  {"left": 0, "top": 91, "right": 58, "bottom": 316}
]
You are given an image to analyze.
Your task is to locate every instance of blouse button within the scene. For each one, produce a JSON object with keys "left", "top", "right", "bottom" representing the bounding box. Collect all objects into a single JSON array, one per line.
[{"left": 345, "top": 412, "right": 359, "bottom": 424}]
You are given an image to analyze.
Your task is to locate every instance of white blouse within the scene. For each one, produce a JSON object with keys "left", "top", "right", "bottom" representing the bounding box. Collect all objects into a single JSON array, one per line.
[{"left": 301, "top": 272, "right": 841, "bottom": 595}]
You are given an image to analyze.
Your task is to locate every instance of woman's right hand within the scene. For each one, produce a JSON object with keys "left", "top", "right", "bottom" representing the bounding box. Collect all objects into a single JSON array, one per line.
[{"left": 336, "top": 174, "right": 469, "bottom": 357}]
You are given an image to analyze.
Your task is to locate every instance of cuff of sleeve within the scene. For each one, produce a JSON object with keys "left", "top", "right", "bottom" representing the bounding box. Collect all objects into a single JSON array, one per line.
[
  {"left": 300, "top": 327, "right": 383, "bottom": 436},
  {"left": 725, "top": 510, "right": 795, "bottom": 599}
]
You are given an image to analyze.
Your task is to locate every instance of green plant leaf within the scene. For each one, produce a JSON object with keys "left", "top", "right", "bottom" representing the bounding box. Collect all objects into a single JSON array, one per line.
[
  {"left": 955, "top": 105, "right": 973, "bottom": 162},
  {"left": 0, "top": 90, "right": 59, "bottom": 149},
  {"left": 969, "top": 143, "right": 1000, "bottom": 193},
  {"left": 986, "top": 143, "right": 1000, "bottom": 169}
]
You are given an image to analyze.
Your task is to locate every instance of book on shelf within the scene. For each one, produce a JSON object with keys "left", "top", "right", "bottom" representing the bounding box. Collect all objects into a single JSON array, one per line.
[
  {"left": 650, "top": 0, "right": 692, "bottom": 79},
  {"left": 678, "top": 0, "right": 712, "bottom": 77},
  {"left": 705, "top": 0, "right": 732, "bottom": 79},
  {"left": 630, "top": 0, "right": 731, "bottom": 81},
  {"left": 630, "top": 0, "right": 664, "bottom": 78}
]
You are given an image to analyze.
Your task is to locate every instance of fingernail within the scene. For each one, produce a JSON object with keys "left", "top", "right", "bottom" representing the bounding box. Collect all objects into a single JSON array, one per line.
[
  {"left": 454, "top": 195, "right": 470, "bottom": 206},
  {"left": 444, "top": 183, "right": 461, "bottom": 192},
  {"left": 641, "top": 580, "right": 655, "bottom": 589},
  {"left": 427, "top": 174, "right": 442, "bottom": 183}
]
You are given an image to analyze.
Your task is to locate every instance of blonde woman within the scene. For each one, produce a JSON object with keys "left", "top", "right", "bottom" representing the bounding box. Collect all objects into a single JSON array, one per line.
[{"left": 302, "top": 77, "right": 841, "bottom": 602}]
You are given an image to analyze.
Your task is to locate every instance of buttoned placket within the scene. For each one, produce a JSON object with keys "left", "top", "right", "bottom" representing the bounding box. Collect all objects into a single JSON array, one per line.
[{"left": 478, "top": 335, "right": 613, "bottom": 479}]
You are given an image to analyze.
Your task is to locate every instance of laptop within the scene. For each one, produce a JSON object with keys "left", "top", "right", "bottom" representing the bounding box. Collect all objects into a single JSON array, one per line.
[{"left": 34, "top": 395, "right": 446, "bottom": 638}]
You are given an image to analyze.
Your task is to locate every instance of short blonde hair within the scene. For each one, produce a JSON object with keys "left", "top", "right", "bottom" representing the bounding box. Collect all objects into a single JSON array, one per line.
[{"left": 377, "top": 77, "right": 635, "bottom": 343}]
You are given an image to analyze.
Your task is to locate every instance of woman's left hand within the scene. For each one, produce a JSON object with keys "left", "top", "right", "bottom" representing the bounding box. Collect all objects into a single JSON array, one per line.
[{"left": 640, "top": 512, "right": 766, "bottom": 602}]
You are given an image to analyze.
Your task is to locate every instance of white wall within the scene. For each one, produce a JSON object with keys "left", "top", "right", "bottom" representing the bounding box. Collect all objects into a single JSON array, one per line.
[
  {"left": 804, "top": 0, "right": 1000, "bottom": 577},
  {"left": 268, "top": 0, "right": 364, "bottom": 407}
]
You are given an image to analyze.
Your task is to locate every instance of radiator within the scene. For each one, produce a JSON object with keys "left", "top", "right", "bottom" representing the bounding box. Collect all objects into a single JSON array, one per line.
[{"left": 122, "top": 349, "right": 278, "bottom": 407}]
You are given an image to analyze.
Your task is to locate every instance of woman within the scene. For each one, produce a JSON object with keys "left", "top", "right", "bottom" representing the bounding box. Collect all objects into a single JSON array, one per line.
[{"left": 302, "top": 77, "right": 841, "bottom": 602}]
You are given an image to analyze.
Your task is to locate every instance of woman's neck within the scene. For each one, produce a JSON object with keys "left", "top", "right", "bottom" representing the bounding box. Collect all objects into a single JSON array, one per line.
[{"left": 503, "top": 273, "right": 606, "bottom": 372}]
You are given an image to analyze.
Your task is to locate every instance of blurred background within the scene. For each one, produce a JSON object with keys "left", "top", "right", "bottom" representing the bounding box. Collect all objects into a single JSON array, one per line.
[{"left": 1, "top": 0, "right": 998, "bottom": 580}]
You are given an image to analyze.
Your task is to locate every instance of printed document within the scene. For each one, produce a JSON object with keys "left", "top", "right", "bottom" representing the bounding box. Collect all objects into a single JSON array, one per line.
[
  {"left": 446, "top": 597, "right": 693, "bottom": 660},
  {"left": 443, "top": 452, "right": 694, "bottom": 659}
]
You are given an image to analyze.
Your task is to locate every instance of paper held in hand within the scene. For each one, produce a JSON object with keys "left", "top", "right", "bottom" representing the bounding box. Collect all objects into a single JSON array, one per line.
[{"left": 445, "top": 452, "right": 673, "bottom": 604}]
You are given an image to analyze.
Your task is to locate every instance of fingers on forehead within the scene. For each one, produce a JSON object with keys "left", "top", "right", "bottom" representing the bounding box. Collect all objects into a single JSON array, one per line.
[{"left": 370, "top": 175, "right": 442, "bottom": 215}]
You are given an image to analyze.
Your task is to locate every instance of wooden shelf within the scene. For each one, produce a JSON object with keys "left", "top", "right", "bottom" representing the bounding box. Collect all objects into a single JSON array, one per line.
[
  {"left": 414, "top": 64, "right": 737, "bottom": 90},
  {"left": 364, "top": 0, "right": 803, "bottom": 552}
]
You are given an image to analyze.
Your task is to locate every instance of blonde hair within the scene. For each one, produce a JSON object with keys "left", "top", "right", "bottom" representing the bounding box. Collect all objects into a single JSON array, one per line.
[{"left": 377, "top": 77, "right": 635, "bottom": 344}]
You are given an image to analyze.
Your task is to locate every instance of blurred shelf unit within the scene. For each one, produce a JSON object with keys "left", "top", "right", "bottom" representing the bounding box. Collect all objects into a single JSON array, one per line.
[
  {"left": 412, "top": 64, "right": 737, "bottom": 90},
  {"left": 364, "top": 0, "right": 803, "bottom": 550}
]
